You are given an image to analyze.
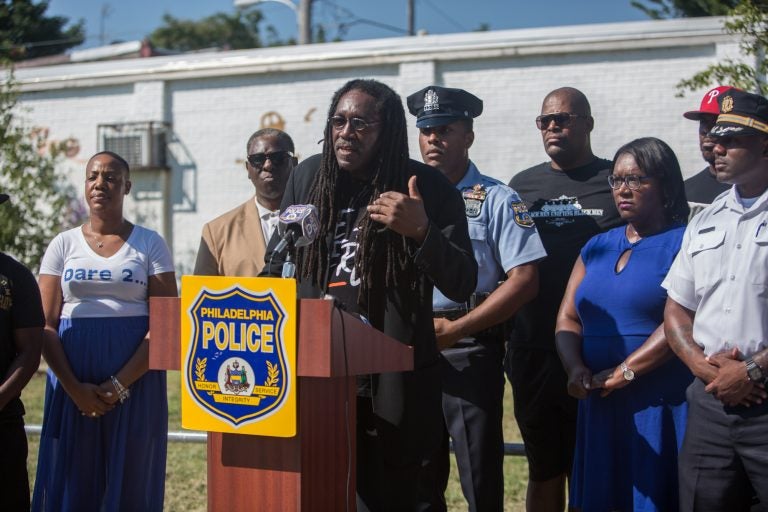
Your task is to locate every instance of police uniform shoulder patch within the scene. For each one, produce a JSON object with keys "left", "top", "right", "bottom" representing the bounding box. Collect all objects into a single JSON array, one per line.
[
  {"left": 463, "top": 184, "right": 487, "bottom": 218},
  {"left": 511, "top": 201, "right": 535, "bottom": 227}
]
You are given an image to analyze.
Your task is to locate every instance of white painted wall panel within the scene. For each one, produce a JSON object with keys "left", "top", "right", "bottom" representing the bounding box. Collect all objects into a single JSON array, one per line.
[{"left": 11, "top": 18, "right": 742, "bottom": 274}]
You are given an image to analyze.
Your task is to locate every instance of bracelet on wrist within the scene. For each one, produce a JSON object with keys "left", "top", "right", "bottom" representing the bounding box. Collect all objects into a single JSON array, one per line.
[{"left": 110, "top": 375, "right": 131, "bottom": 403}]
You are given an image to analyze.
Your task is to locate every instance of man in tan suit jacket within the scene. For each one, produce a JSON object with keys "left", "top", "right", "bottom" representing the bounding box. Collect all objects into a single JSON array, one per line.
[{"left": 194, "top": 128, "right": 297, "bottom": 276}]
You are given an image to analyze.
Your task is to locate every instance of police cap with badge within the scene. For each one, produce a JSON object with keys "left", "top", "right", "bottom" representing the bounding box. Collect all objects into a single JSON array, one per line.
[
  {"left": 710, "top": 89, "right": 768, "bottom": 138},
  {"left": 709, "top": 89, "right": 768, "bottom": 384},
  {"left": 407, "top": 86, "right": 488, "bottom": 218},
  {"left": 406, "top": 85, "right": 483, "bottom": 128}
]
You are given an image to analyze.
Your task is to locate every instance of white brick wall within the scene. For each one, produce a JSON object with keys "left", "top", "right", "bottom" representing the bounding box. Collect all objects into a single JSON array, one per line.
[{"left": 12, "top": 17, "right": 742, "bottom": 274}]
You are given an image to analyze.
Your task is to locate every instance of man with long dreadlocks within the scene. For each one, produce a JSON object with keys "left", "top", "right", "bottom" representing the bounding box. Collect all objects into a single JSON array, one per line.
[{"left": 263, "top": 78, "right": 477, "bottom": 511}]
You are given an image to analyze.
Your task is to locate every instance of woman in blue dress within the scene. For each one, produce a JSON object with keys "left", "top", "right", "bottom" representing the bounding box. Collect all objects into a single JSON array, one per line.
[
  {"left": 556, "top": 137, "right": 693, "bottom": 511},
  {"left": 32, "top": 152, "right": 177, "bottom": 511}
]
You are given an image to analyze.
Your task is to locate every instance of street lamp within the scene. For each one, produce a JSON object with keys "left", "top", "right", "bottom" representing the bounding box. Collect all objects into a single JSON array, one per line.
[{"left": 234, "top": 0, "right": 312, "bottom": 45}]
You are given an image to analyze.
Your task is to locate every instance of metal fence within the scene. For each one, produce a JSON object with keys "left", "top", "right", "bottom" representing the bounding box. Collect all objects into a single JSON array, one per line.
[{"left": 25, "top": 424, "right": 525, "bottom": 455}]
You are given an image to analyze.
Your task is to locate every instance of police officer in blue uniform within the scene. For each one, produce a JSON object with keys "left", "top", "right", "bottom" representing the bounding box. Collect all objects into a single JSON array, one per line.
[{"left": 408, "top": 85, "right": 547, "bottom": 511}]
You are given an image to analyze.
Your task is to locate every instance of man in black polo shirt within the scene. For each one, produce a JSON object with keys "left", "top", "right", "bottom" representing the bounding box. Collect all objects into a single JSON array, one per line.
[
  {"left": 506, "top": 87, "right": 622, "bottom": 511},
  {"left": 0, "top": 192, "right": 45, "bottom": 511}
]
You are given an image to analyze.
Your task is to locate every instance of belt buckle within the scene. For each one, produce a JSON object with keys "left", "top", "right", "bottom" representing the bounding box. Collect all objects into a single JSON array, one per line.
[
  {"left": 468, "top": 292, "right": 490, "bottom": 309},
  {"left": 434, "top": 304, "right": 469, "bottom": 321}
]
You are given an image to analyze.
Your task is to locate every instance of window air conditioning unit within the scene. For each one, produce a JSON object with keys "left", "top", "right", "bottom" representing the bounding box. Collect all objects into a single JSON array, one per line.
[{"left": 97, "top": 121, "right": 170, "bottom": 170}]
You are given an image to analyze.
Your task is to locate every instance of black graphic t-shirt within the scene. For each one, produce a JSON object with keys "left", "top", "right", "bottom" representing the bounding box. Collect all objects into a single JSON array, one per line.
[
  {"left": 327, "top": 207, "right": 362, "bottom": 314},
  {"left": 326, "top": 177, "right": 373, "bottom": 316},
  {"left": 508, "top": 159, "right": 623, "bottom": 350},
  {"left": 0, "top": 253, "right": 45, "bottom": 421}
]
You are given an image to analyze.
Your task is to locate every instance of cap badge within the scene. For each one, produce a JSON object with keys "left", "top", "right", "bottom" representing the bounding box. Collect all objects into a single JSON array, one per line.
[
  {"left": 424, "top": 89, "right": 439, "bottom": 112},
  {"left": 721, "top": 95, "right": 734, "bottom": 114}
]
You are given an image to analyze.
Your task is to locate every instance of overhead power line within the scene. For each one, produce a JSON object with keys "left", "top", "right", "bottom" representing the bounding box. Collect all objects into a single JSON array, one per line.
[{"left": 421, "top": 0, "right": 467, "bottom": 31}]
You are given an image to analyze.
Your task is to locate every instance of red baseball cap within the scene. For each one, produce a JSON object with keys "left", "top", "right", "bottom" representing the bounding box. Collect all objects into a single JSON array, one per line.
[{"left": 683, "top": 86, "right": 734, "bottom": 120}]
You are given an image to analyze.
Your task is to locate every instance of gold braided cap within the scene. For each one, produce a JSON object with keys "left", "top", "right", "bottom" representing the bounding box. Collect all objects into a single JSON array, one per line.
[{"left": 716, "top": 113, "right": 768, "bottom": 134}]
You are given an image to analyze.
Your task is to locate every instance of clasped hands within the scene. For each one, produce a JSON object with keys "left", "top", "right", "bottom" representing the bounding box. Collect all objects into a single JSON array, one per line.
[
  {"left": 566, "top": 365, "right": 630, "bottom": 399},
  {"left": 702, "top": 348, "right": 766, "bottom": 407},
  {"left": 70, "top": 379, "right": 122, "bottom": 418}
]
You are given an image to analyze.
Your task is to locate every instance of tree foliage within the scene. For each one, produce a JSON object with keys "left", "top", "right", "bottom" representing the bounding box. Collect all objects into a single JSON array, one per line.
[
  {"left": 0, "top": 73, "right": 79, "bottom": 271},
  {"left": 0, "top": 0, "right": 85, "bottom": 61},
  {"left": 631, "top": 0, "right": 740, "bottom": 18},
  {"left": 149, "top": 10, "right": 272, "bottom": 52},
  {"left": 676, "top": 1, "right": 768, "bottom": 95}
]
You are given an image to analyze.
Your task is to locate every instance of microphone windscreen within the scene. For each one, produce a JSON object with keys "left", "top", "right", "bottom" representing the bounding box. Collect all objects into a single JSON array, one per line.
[{"left": 278, "top": 204, "right": 319, "bottom": 247}]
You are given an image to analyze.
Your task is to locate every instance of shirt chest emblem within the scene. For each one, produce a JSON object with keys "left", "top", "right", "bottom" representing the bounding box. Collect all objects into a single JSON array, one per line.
[
  {"left": 463, "top": 184, "right": 487, "bottom": 218},
  {"left": 0, "top": 274, "right": 10, "bottom": 311}
]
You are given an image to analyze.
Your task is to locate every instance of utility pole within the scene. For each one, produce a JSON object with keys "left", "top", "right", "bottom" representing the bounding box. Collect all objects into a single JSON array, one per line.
[
  {"left": 99, "top": 3, "right": 113, "bottom": 46},
  {"left": 298, "top": 0, "right": 312, "bottom": 45},
  {"left": 234, "top": 0, "right": 312, "bottom": 44},
  {"left": 407, "top": 0, "right": 415, "bottom": 36}
]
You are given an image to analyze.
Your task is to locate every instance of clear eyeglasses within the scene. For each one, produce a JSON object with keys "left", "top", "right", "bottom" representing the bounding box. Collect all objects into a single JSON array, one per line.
[{"left": 607, "top": 175, "right": 652, "bottom": 190}]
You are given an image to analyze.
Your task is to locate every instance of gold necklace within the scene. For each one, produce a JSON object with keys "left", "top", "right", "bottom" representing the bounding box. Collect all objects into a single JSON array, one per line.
[{"left": 626, "top": 224, "right": 642, "bottom": 243}]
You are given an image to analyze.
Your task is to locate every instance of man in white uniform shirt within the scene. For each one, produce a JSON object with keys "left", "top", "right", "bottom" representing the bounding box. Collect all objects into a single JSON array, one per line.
[
  {"left": 194, "top": 128, "right": 297, "bottom": 276},
  {"left": 663, "top": 89, "right": 768, "bottom": 511}
]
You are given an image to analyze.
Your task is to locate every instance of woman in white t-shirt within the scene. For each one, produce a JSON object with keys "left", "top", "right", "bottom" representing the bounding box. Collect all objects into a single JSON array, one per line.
[{"left": 32, "top": 152, "right": 177, "bottom": 512}]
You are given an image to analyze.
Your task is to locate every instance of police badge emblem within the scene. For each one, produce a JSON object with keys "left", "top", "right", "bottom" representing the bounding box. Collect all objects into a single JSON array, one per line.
[
  {"left": 424, "top": 89, "right": 440, "bottom": 112},
  {"left": 186, "top": 285, "right": 290, "bottom": 428},
  {"left": 463, "top": 184, "right": 487, "bottom": 218},
  {"left": 511, "top": 201, "right": 535, "bottom": 227}
]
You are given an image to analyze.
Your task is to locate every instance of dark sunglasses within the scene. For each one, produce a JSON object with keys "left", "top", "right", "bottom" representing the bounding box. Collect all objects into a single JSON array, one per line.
[
  {"left": 535, "top": 112, "right": 587, "bottom": 130},
  {"left": 247, "top": 151, "right": 293, "bottom": 168},
  {"left": 608, "top": 174, "right": 652, "bottom": 190},
  {"left": 328, "top": 115, "right": 380, "bottom": 132}
]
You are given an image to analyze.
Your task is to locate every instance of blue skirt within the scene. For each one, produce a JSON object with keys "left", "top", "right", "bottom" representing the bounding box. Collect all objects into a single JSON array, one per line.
[
  {"left": 32, "top": 316, "right": 167, "bottom": 512},
  {"left": 570, "top": 334, "right": 692, "bottom": 512}
]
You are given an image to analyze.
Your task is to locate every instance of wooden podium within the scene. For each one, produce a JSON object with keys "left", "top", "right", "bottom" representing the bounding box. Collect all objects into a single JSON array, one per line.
[{"left": 149, "top": 296, "right": 413, "bottom": 511}]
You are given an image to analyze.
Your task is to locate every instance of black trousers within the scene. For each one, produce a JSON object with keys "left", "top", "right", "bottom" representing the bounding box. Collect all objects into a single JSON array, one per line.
[
  {"left": 432, "top": 338, "right": 505, "bottom": 512},
  {"left": 0, "top": 419, "right": 30, "bottom": 512},
  {"left": 356, "top": 364, "right": 446, "bottom": 512},
  {"left": 679, "top": 379, "right": 768, "bottom": 511}
]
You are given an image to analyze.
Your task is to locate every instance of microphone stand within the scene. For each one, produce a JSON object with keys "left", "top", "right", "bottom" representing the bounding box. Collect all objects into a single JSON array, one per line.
[{"left": 281, "top": 231, "right": 297, "bottom": 279}]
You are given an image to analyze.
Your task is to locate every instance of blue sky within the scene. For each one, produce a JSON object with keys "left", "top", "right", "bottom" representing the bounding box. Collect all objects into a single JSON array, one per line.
[{"left": 47, "top": 0, "right": 651, "bottom": 49}]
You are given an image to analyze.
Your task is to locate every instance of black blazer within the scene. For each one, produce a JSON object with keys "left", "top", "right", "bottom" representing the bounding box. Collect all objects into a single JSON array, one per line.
[{"left": 263, "top": 154, "right": 477, "bottom": 463}]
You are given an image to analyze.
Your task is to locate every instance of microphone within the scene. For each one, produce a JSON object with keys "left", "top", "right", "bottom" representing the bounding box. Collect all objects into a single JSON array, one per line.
[{"left": 274, "top": 204, "right": 320, "bottom": 253}]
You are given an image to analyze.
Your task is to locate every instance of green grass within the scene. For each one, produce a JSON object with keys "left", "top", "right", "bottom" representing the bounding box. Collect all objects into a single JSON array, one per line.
[{"left": 23, "top": 371, "right": 528, "bottom": 511}]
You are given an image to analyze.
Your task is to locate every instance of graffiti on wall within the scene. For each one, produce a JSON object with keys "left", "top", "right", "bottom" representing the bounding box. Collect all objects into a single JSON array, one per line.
[{"left": 28, "top": 127, "right": 82, "bottom": 160}]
